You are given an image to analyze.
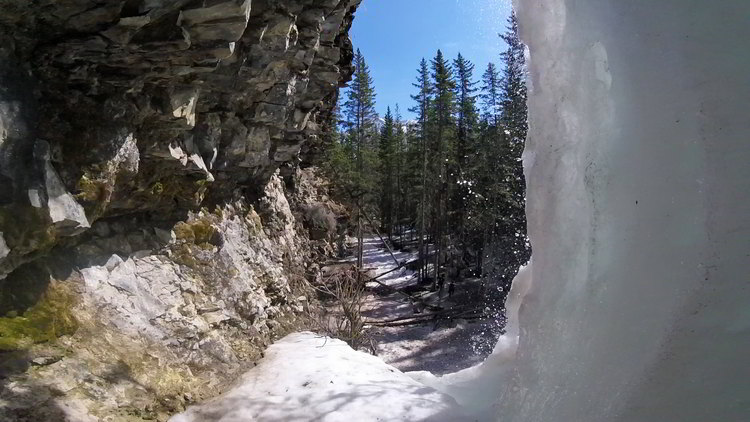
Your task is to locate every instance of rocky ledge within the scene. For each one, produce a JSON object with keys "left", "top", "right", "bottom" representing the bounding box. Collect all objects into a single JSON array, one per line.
[{"left": 0, "top": 0, "right": 359, "bottom": 420}]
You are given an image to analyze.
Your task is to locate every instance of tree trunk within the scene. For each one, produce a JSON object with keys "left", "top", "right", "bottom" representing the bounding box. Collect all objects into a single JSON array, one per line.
[
  {"left": 418, "top": 127, "right": 428, "bottom": 285},
  {"left": 357, "top": 204, "right": 363, "bottom": 280}
]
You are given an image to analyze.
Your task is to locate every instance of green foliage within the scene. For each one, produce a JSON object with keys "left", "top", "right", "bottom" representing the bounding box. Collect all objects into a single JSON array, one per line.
[
  {"left": 321, "top": 16, "right": 530, "bottom": 300},
  {"left": 481, "top": 63, "right": 502, "bottom": 126},
  {"left": 468, "top": 12, "right": 531, "bottom": 293},
  {"left": 451, "top": 53, "right": 480, "bottom": 244},
  {"left": 378, "top": 107, "right": 398, "bottom": 236},
  {"left": 408, "top": 58, "right": 434, "bottom": 277},
  {"left": 409, "top": 58, "right": 433, "bottom": 137},
  {"left": 327, "top": 49, "right": 381, "bottom": 215}
]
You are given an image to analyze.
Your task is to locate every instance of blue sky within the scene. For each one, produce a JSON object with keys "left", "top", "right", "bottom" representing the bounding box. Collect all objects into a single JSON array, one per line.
[{"left": 348, "top": 0, "right": 513, "bottom": 119}]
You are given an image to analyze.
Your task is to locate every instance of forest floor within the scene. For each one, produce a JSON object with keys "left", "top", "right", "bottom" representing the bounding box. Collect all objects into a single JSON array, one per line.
[{"left": 356, "top": 236, "right": 502, "bottom": 375}]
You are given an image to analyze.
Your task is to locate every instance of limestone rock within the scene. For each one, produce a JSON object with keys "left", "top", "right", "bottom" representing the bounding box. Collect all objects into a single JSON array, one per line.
[
  {"left": 0, "top": 0, "right": 362, "bottom": 278},
  {"left": 0, "top": 0, "right": 359, "bottom": 419},
  {"left": 0, "top": 168, "right": 346, "bottom": 420},
  {"left": 34, "top": 140, "right": 90, "bottom": 236}
]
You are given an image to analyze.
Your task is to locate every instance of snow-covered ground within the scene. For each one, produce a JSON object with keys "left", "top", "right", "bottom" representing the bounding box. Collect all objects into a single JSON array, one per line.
[
  {"left": 170, "top": 237, "right": 505, "bottom": 421},
  {"left": 169, "top": 332, "right": 474, "bottom": 422},
  {"left": 359, "top": 237, "right": 501, "bottom": 375}
]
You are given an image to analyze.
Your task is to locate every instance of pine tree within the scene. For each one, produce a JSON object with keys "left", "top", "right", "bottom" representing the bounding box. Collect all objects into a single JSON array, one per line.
[
  {"left": 403, "top": 118, "right": 423, "bottom": 245},
  {"left": 410, "top": 58, "right": 432, "bottom": 150},
  {"left": 452, "top": 53, "right": 479, "bottom": 261},
  {"left": 392, "top": 104, "right": 407, "bottom": 240},
  {"left": 319, "top": 24, "right": 529, "bottom": 320},
  {"left": 429, "top": 49, "right": 456, "bottom": 287},
  {"left": 481, "top": 62, "right": 502, "bottom": 127},
  {"left": 378, "top": 106, "right": 397, "bottom": 239},
  {"left": 500, "top": 13, "right": 528, "bottom": 147},
  {"left": 322, "top": 96, "right": 356, "bottom": 202},
  {"left": 341, "top": 49, "right": 378, "bottom": 275},
  {"left": 467, "top": 12, "right": 531, "bottom": 322},
  {"left": 409, "top": 58, "right": 433, "bottom": 283}
]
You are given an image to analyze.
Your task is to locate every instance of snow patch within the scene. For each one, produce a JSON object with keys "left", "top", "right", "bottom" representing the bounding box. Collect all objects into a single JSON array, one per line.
[{"left": 170, "top": 332, "right": 472, "bottom": 422}]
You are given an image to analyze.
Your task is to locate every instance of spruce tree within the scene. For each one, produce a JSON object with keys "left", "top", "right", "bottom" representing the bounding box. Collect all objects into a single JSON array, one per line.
[
  {"left": 452, "top": 53, "right": 479, "bottom": 261},
  {"left": 481, "top": 62, "right": 502, "bottom": 127},
  {"left": 341, "top": 49, "right": 378, "bottom": 275},
  {"left": 500, "top": 13, "right": 528, "bottom": 147},
  {"left": 321, "top": 96, "right": 354, "bottom": 201},
  {"left": 468, "top": 13, "right": 531, "bottom": 329},
  {"left": 378, "top": 106, "right": 397, "bottom": 239},
  {"left": 409, "top": 58, "right": 433, "bottom": 283},
  {"left": 430, "top": 49, "right": 456, "bottom": 286},
  {"left": 392, "top": 104, "right": 407, "bottom": 240}
]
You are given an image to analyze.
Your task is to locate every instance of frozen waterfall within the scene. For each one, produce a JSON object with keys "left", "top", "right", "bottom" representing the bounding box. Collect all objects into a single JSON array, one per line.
[{"left": 484, "top": 0, "right": 749, "bottom": 420}]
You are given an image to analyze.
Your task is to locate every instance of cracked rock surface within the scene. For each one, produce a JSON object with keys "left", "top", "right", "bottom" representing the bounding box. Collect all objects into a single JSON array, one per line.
[
  {"left": 0, "top": 0, "right": 359, "bottom": 420},
  {"left": 0, "top": 0, "right": 359, "bottom": 278}
]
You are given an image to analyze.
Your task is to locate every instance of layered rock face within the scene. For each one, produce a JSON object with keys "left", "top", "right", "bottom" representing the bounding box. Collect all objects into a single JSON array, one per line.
[
  {"left": 0, "top": 0, "right": 358, "bottom": 278},
  {"left": 0, "top": 0, "right": 359, "bottom": 420}
]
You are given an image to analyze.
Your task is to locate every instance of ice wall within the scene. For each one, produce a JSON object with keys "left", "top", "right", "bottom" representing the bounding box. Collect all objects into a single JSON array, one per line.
[{"left": 497, "top": 1, "right": 750, "bottom": 420}]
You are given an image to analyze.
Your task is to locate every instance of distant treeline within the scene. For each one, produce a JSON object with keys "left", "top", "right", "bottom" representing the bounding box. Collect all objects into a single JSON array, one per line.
[{"left": 323, "top": 13, "right": 530, "bottom": 302}]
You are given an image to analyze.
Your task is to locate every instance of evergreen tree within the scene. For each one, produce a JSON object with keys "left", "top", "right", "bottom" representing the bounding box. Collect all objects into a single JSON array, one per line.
[
  {"left": 409, "top": 59, "right": 433, "bottom": 150},
  {"left": 392, "top": 104, "right": 408, "bottom": 239},
  {"left": 452, "top": 53, "right": 479, "bottom": 260},
  {"left": 341, "top": 49, "right": 379, "bottom": 275},
  {"left": 402, "top": 118, "right": 423, "bottom": 244},
  {"left": 453, "top": 54, "right": 479, "bottom": 143},
  {"left": 429, "top": 49, "right": 456, "bottom": 286},
  {"left": 318, "top": 21, "right": 530, "bottom": 329},
  {"left": 322, "top": 96, "right": 355, "bottom": 202},
  {"left": 480, "top": 62, "right": 502, "bottom": 126},
  {"left": 468, "top": 12, "right": 530, "bottom": 329},
  {"left": 500, "top": 13, "right": 528, "bottom": 156},
  {"left": 409, "top": 58, "right": 433, "bottom": 283},
  {"left": 378, "top": 107, "right": 397, "bottom": 239}
]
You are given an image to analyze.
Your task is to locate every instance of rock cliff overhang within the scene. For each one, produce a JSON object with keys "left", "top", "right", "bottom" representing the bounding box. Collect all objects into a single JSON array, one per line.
[{"left": 0, "top": 0, "right": 362, "bottom": 279}]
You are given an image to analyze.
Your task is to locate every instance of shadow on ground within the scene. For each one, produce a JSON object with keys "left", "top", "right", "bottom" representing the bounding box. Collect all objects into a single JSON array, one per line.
[{"left": 0, "top": 350, "right": 71, "bottom": 421}]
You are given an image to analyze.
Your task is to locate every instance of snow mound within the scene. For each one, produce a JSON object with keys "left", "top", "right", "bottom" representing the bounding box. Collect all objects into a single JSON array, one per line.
[{"left": 169, "top": 332, "right": 472, "bottom": 422}]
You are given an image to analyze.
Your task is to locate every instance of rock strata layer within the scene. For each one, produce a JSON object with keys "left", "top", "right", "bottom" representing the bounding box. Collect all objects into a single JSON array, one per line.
[
  {"left": 0, "top": 0, "right": 360, "bottom": 420},
  {"left": 0, "top": 0, "right": 359, "bottom": 278}
]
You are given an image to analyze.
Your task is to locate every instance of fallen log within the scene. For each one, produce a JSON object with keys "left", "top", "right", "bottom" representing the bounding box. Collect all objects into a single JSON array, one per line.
[
  {"left": 366, "top": 313, "right": 486, "bottom": 328},
  {"left": 366, "top": 277, "right": 443, "bottom": 312},
  {"left": 364, "top": 308, "right": 485, "bottom": 326}
]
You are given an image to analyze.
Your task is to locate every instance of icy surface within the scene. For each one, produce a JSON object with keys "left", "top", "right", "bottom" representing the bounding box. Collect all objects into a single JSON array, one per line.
[
  {"left": 481, "top": 1, "right": 749, "bottom": 420},
  {"left": 169, "top": 332, "right": 470, "bottom": 422}
]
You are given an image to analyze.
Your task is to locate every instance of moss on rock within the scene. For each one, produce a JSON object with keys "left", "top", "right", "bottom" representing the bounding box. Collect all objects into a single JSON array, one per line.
[
  {"left": 0, "top": 205, "right": 56, "bottom": 251},
  {"left": 173, "top": 217, "right": 219, "bottom": 248},
  {"left": 0, "top": 282, "right": 78, "bottom": 351},
  {"left": 75, "top": 173, "right": 108, "bottom": 202}
]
